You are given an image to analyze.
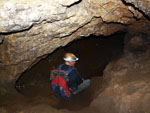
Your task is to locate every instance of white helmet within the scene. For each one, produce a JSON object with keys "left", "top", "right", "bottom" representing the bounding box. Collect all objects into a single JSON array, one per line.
[{"left": 64, "top": 53, "right": 79, "bottom": 61}]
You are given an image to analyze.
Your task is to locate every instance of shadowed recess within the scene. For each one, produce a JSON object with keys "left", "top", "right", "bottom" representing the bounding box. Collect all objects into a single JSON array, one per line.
[{"left": 15, "top": 31, "right": 126, "bottom": 110}]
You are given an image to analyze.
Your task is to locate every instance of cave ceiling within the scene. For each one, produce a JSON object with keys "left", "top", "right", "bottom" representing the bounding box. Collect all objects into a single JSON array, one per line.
[{"left": 0, "top": 0, "right": 150, "bottom": 94}]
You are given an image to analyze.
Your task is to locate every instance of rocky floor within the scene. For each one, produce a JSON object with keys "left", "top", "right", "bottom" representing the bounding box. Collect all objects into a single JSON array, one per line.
[
  {"left": 0, "top": 76, "right": 103, "bottom": 113},
  {"left": 1, "top": 32, "right": 150, "bottom": 113},
  {"left": 1, "top": 49, "right": 150, "bottom": 113}
]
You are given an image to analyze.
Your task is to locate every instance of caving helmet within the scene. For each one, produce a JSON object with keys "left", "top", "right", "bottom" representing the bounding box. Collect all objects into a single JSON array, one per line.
[{"left": 64, "top": 53, "right": 79, "bottom": 61}]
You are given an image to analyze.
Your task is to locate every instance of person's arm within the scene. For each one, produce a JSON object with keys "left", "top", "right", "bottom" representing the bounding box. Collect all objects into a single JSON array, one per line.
[
  {"left": 70, "top": 69, "right": 83, "bottom": 85},
  {"left": 67, "top": 69, "right": 83, "bottom": 89},
  {"left": 74, "top": 70, "right": 83, "bottom": 85}
]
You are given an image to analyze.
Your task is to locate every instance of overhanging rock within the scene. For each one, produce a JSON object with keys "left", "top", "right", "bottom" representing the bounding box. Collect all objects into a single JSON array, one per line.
[{"left": 0, "top": 0, "right": 149, "bottom": 95}]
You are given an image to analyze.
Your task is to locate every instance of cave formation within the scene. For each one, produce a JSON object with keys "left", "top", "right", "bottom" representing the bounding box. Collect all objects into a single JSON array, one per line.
[
  {"left": 14, "top": 32, "right": 125, "bottom": 110},
  {"left": 0, "top": 0, "right": 150, "bottom": 113}
]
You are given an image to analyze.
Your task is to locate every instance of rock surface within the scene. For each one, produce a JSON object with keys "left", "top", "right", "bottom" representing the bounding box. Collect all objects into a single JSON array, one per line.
[
  {"left": 0, "top": 0, "right": 150, "bottom": 95},
  {"left": 123, "top": 0, "right": 150, "bottom": 17},
  {"left": 1, "top": 32, "right": 150, "bottom": 113},
  {"left": 90, "top": 33, "right": 150, "bottom": 113},
  {"left": 0, "top": 35, "right": 4, "bottom": 43},
  {"left": 1, "top": 0, "right": 150, "bottom": 112}
]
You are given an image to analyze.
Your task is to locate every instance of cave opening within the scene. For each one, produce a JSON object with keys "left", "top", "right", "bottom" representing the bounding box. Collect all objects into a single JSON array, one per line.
[{"left": 15, "top": 31, "right": 125, "bottom": 110}]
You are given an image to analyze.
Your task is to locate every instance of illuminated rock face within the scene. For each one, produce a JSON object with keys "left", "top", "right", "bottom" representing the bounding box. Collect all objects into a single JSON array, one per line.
[
  {"left": 123, "top": 0, "right": 150, "bottom": 17},
  {"left": 0, "top": 0, "right": 150, "bottom": 94}
]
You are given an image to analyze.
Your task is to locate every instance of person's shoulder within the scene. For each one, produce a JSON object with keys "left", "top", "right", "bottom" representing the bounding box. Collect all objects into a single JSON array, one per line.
[
  {"left": 58, "top": 64, "right": 71, "bottom": 70},
  {"left": 57, "top": 64, "right": 64, "bottom": 69}
]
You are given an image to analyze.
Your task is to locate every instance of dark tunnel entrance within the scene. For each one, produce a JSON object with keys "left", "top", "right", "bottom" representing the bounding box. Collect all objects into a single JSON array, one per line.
[{"left": 15, "top": 31, "right": 125, "bottom": 110}]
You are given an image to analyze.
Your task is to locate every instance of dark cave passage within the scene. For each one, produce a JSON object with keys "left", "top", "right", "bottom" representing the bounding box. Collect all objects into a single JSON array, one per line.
[{"left": 15, "top": 31, "right": 125, "bottom": 110}]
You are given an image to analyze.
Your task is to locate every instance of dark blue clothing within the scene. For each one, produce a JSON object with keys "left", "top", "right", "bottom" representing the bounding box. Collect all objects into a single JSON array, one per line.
[{"left": 59, "top": 64, "right": 83, "bottom": 90}]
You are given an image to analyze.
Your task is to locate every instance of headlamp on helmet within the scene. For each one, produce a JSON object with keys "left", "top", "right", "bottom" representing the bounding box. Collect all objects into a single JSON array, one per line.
[{"left": 64, "top": 53, "right": 79, "bottom": 61}]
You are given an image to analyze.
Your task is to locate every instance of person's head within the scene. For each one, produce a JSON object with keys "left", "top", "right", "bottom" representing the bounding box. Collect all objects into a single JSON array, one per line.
[{"left": 64, "top": 53, "right": 79, "bottom": 67}]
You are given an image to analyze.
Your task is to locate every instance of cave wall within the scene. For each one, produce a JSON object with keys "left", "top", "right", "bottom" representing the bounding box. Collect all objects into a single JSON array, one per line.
[
  {"left": 0, "top": 0, "right": 150, "bottom": 95},
  {"left": 123, "top": 0, "right": 150, "bottom": 17},
  {"left": 89, "top": 32, "right": 150, "bottom": 113}
]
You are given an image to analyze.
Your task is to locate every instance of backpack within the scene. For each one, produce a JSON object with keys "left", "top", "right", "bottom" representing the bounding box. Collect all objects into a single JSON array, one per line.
[{"left": 50, "top": 64, "right": 73, "bottom": 99}]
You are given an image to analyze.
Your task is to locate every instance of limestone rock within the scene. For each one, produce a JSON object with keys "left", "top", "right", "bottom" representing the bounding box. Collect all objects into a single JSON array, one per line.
[
  {"left": 90, "top": 38, "right": 150, "bottom": 113},
  {"left": 0, "top": 0, "right": 67, "bottom": 33},
  {"left": 0, "top": 108, "right": 8, "bottom": 113},
  {"left": 123, "top": 0, "right": 150, "bottom": 17},
  {"left": 0, "top": 35, "right": 4, "bottom": 43},
  {"left": 54, "top": 0, "right": 81, "bottom": 6},
  {"left": 0, "top": 0, "right": 149, "bottom": 95}
]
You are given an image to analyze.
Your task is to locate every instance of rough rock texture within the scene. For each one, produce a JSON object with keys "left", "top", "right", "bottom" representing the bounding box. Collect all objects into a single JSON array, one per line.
[
  {"left": 1, "top": 33, "right": 150, "bottom": 113},
  {"left": 0, "top": 0, "right": 135, "bottom": 33},
  {"left": 123, "top": 0, "right": 150, "bottom": 17},
  {"left": 0, "top": 0, "right": 150, "bottom": 95},
  {"left": 0, "top": 35, "right": 4, "bottom": 43},
  {"left": 90, "top": 33, "right": 150, "bottom": 113},
  {"left": 1, "top": 0, "right": 150, "bottom": 112}
]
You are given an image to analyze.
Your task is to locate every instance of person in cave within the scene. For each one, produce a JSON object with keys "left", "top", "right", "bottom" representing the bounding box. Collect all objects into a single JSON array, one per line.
[{"left": 50, "top": 53, "right": 90, "bottom": 98}]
